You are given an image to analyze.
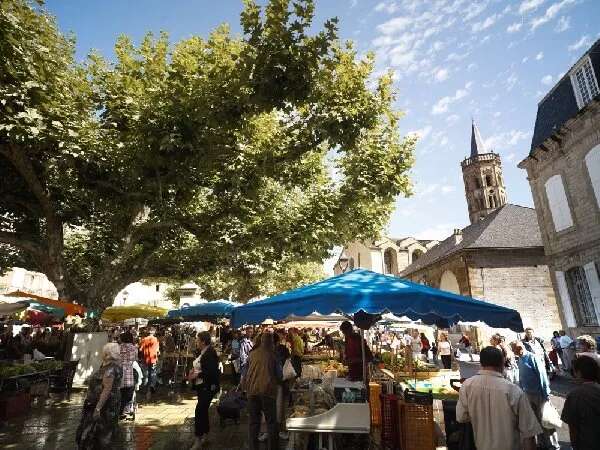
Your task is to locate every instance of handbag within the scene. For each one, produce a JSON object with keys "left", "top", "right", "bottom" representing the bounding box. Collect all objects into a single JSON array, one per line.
[
  {"left": 541, "top": 401, "right": 562, "bottom": 429},
  {"left": 283, "top": 358, "right": 297, "bottom": 381}
]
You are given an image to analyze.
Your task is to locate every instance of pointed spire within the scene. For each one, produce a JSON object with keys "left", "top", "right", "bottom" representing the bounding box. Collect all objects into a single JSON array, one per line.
[{"left": 470, "top": 119, "right": 486, "bottom": 158}]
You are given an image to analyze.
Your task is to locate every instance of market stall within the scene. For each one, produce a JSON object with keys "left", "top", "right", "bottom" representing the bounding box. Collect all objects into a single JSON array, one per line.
[
  {"left": 167, "top": 300, "right": 241, "bottom": 322},
  {"left": 4, "top": 291, "right": 86, "bottom": 317},
  {"left": 101, "top": 304, "right": 169, "bottom": 323},
  {"left": 231, "top": 268, "right": 524, "bottom": 449}
]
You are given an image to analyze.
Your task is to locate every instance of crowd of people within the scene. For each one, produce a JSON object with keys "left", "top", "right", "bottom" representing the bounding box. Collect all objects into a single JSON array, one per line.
[
  {"left": 457, "top": 326, "right": 600, "bottom": 450},
  {"left": 0, "top": 324, "right": 69, "bottom": 360},
  {"left": 3, "top": 318, "right": 593, "bottom": 450}
]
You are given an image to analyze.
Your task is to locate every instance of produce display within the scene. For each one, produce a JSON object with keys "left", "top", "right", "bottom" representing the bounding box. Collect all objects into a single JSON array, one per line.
[
  {"left": 380, "top": 351, "right": 439, "bottom": 373},
  {"left": 291, "top": 385, "right": 336, "bottom": 418},
  {"left": 318, "top": 360, "right": 347, "bottom": 377},
  {"left": 0, "top": 360, "right": 63, "bottom": 379}
]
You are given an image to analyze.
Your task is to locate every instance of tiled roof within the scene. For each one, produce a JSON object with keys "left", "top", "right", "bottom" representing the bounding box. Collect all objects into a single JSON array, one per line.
[
  {"left": 400, "top": 204, "right": 542, "bottom": 275},
  {"left": 529, "top": 38, "right": 600, "bottom": 154}
]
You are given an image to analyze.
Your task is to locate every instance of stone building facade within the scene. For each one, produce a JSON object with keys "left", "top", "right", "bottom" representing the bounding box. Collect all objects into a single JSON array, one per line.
[
  {"left": 519, "top": 39, "right": 600, "bottom": 337},
  {"left": 401, "top": 205, "right": 562, "bottom": 337},
  {"left": 333, "top": 236, "right": 439, "bottom": 276}
]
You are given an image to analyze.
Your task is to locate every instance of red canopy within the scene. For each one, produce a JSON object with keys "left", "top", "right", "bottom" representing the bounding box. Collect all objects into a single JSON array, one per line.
[{"left": 5, "top": 291, "right": 86, "bottom": 317}]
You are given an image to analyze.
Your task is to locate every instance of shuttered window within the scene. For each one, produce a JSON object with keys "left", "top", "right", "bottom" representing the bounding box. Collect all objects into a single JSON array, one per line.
[
  {"left": 544, "top": 174, "right": 573, "bottom": 232},
  {"left": 585, "top": 145, "right": 600, "bottom": 208}
]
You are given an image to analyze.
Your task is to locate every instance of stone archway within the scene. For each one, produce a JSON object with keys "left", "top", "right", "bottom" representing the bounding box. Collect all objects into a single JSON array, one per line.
[
  {"left": 440, "top": 270, "right": 460, "bottom": 294},
  {"left": 383, "top": 248, "right": 398, "bottom": 275}
]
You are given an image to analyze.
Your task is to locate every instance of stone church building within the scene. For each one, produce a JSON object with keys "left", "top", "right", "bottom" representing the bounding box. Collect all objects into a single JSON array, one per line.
[
  {"left": 398, "top": 122, "right": 563, "bottom": 337},
  {"left": 333, "top": 237, "right": 440, "bottom": 277}
]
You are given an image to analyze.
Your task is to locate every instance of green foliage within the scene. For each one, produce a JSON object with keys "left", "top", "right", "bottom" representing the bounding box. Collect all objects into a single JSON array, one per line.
[
  {"left": 195, "top": 260, "right": 326, "bottom": 302},
  {"left": 0, "top": 0, "right": 415, "bottom": 309}
]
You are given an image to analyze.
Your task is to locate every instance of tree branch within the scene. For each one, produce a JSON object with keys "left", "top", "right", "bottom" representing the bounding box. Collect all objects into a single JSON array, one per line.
[
  {"left": 0, "top": 144, "right": 56, "bottom": 222},
  {"left": 0, "top": 230, "right": 45, "bottom": 259}
]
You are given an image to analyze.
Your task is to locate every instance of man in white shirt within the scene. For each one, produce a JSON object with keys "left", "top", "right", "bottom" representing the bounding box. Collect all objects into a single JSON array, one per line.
[
  {"left": 558, "top": 330, "right": 574, "bottom": 372},
  {"left": 456, "top": 346, "right": 541, "bottom": 450}
]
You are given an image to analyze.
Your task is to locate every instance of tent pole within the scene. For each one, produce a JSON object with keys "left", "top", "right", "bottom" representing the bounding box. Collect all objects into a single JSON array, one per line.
[{"left": 360, "top": 328, "right": 367, "bottom": 395}]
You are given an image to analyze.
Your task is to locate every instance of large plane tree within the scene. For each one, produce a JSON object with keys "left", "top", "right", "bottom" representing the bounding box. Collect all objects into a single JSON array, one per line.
[{"left": 0, "top": 0, "right": 415, "bottom": 309}]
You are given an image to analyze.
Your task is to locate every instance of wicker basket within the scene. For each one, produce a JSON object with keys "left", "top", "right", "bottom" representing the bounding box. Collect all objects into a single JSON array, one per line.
[
  {"left": 380, "top": 393, "right": 400, "bottom": 449},
  {"left": 398, "top": 392, "right": 436, "bottom": 450},
  {"left": 369, "top": 383, "right": 382, "bottom": 427}
]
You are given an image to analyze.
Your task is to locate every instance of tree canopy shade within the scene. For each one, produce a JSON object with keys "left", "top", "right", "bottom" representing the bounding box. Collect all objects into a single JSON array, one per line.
[{"left": 0, "top": 0, "right": 415, "bottom": 309}]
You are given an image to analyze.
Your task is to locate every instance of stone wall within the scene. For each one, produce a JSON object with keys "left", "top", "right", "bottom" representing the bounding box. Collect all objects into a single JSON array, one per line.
[
  {"left": 405, "top": 248, "right": 562, "bottom": 340},
  {"left": 466, "top": 249, "right": 562, "bottom": 339}
]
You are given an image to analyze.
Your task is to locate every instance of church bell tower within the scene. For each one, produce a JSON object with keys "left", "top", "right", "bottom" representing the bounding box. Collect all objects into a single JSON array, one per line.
[{"left": 461, "top": 121, "right": 507, "bottom": 224}]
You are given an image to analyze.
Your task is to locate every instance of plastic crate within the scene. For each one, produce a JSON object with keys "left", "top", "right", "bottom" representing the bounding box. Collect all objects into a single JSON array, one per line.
[
  {"left": 398, "top": 390, "right": 435, "bottom": 450},
  {"left": 380, "top": 393, "right": 400, "bottom": 449}
]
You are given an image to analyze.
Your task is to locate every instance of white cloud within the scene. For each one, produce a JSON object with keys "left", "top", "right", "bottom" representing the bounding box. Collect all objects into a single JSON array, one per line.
[
  {"left": 351, "top": 0, "right": 358, "bottom": 7},
  {"left": 377, "top": 16, "right": 411, "bottom": 34},
  {"left": 374, "top": 1, "right": 398, "bottom": 14},
  {"left": 414, "top": 223, "right": 461, "bottom": 240},
  {"left": 447, "top": 52, "right": 469, "bottom": 62},
  {"left": 493, "top": 111, "right": 502, "bottom": 118},
  {"left": 467, "top": 62, "right": 478, "bottom": 71},
  {"left": 417, "top": 182, "right": 456, "bottom": 197},
  {"left": 464, "top": 2, "right": 488, "bottom": 22},
  {"left": 434, "top": 68, "right": 450, "bottom": 82},
  {"left": 446, "top": 114, "right": 460, "bottom": 124},
  {"left": 522, "top": 56, "right": 529, "bottom": 63},
  {"left": 472, "top": 13, "right": 498, "bottom": 33},
  {"left": 506, "top": 72, "right": 518, "bottom": 91},
  {"left": 518, "top": 0, "right": 545, "bottom": 14},
  {"left": 554, "top": 15, "right": 570, "bottom": 32},
  {"left": 432, "top": 86, "right": 469, "bottom": 115},
  {"left": 535, "top": 51, "right": 544, "bottom": 60},
  {"left": 407, "top": 125, "right": 433, "bottom": 140},
  {"left": 530, "top": 0, "right": 576, "bottom": 31},
  {"left": 507, "top": 22, "right": 522, "bottom": 33},
  {"left": 568, "top": 35, "right": 592, "bottom": 52},
  {"left": 506, "top": 153, "right": 516, "bottom": 162},
  {"left": 541, "top": 74, "right": 553, "bottom": 85},
  {"left": 484, "top": 130, "right": 529, "bottom": 150}
]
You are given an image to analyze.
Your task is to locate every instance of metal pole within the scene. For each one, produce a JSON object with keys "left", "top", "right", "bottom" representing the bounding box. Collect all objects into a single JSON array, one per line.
[{"left": 360, "top": 329, "right": 366, "bottom": 392}]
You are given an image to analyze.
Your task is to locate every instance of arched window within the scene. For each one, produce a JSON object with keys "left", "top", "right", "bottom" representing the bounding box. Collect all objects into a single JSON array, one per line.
[
  {"left": 545, "top": 174, "right": 573, "bottom": 232},
  {"left": 585, "top": 144, "right": 600, "bottom": 207},
  {"left": 412, "top": 249, "right": 424, "bottom": 263},
  {"left": 485, "top": 174, "right": 493, "bottom": 187},
  {"left": 384, "top": 248, "right": 397, "bottom": 275}
]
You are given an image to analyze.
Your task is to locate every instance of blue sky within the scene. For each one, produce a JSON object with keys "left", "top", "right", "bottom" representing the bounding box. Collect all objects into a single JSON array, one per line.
[{"left": 45, "top": 0, "right": 599, "bottom": 245}]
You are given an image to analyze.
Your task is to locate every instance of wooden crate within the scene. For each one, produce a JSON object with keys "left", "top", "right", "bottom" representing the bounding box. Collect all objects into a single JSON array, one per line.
[{"left": 0, "top": 392, "right": 32, "bottom": 421}]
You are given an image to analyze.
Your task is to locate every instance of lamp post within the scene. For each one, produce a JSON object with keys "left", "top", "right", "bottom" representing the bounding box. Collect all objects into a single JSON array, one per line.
[{"left": 338, "top": 251, "right": 350, "bottom": 273}]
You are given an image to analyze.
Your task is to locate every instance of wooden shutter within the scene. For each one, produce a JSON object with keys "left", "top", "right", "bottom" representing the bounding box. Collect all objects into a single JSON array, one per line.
[
  {"left": 544, "top": 175, "right": 573, "bottom": 232},
  {"left": 585, "top": 145, "right": 600, "bottom": 208},
  {"left": 583, "top": 262, "right": 600, "bottom": 325},
  {"left": 555, "top": 271, "right": 577, "bottom": 327}
]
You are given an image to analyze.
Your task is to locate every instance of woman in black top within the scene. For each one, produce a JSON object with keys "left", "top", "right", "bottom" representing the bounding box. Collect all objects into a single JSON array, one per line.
[{"left": 188, "top": 331, "right": 220, "bottom": 449}]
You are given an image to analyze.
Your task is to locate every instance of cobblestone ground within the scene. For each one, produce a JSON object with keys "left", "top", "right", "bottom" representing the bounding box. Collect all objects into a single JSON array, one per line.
[
  {"left": 0, "top": 376, "right": 577, "bottom": 450},
  {"left": 0, "top": 387, "right": 250, "bottom": 450}
]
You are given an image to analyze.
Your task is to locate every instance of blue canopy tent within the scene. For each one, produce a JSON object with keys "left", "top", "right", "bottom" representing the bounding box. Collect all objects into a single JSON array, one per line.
[
  {"left": 231, "top": 269, "right": 524, "bottom": 331},
  {"left": 168, "top": 300, "right": 242, "bottom": 322}
]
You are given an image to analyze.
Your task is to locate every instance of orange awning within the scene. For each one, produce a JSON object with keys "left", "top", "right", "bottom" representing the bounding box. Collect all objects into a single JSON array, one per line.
[{"left": 4, "top": 290, "right": 86, "bottom": 316}]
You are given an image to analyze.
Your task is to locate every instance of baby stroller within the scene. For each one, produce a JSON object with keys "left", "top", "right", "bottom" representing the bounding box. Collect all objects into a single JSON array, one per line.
[{"left": 217, "top": 386, "right": 246, "bottom": 427}]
